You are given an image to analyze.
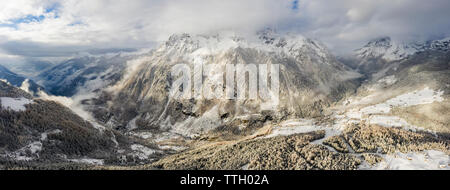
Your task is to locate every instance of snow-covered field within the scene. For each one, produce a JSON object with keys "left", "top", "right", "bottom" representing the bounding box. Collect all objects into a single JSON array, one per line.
[
  {"left": 338, "top": 87, "right": 444, "bottom": 132},
  {"left": 0, "top": 97, "right": 33, "bottom": 111},
  {"left": 265, "top": 87, "right": 445, "bottom": 141},
  {"left": 265, "top": 119, "right": 344, "bottom": 145},
  {"left": 265, "top": 119, "right": 318, "bottom": 138},
  {"left": 360, "top": 87, "right": 443, "bottom": 114},
  {"left": 262, "top": 86, "right": 448, "bottom": 170},
  {"left": 360, "top": 150, "right": 449, "bottom": 170}
]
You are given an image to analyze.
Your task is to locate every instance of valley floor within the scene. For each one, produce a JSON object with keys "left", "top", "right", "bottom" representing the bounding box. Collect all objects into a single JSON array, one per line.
[{"left": 2, "top": 83, "right": 449, "bottom": 170}]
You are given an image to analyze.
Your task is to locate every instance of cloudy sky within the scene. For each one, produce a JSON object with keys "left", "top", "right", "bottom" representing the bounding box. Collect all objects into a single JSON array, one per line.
[{"left": 1, "top": 0, "right": 450, "bottom": 62}]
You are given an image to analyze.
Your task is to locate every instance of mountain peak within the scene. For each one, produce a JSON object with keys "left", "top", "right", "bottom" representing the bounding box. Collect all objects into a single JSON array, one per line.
[
  {"left": 356, "top": 36, "right": 450, "bottom": 62},
  {"left": 158, "top": 31, "right": 331, "bottom": 61},
  {"left": 365, "top": 36, "right": 392, "bottom": 48},
  {"left": 428, "top": 37, "right": 450, "bottom": 51},
  {"left": 356, "top": 37, "right": 421, "bottom": 61}
]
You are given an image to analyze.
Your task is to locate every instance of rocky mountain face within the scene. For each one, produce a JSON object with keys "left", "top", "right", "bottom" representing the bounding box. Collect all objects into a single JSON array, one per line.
[{"left": 90, "top": 31, "right": 362, "bottom": 144}]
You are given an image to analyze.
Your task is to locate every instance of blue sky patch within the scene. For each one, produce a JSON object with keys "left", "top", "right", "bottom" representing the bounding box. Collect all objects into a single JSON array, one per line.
[
  {"left": 292, "top": 0, "right": 299, "bottom": 10},
  {"left": 0, "top": 3, "right": 60, "bottom": 29},
  {"left": 45, "top": 3, "right": 60, "bottom": 18},
  {"left": 68, "top": 21, "right": 83, "bottom": 26}
]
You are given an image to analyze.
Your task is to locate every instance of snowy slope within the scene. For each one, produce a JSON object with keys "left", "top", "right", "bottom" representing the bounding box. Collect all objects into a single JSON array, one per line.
[
  {"left": 355, "top": 37, "right": 421, "bottom": 61},
  {"left": 355, "top": 36, "right": 450, "bottom": 62},
  {"left": 0, "top": 97, "right": 33, "bottom": 111}
]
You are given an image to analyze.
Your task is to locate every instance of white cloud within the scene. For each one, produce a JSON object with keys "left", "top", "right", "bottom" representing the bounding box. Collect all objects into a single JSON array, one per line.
[
  {"left": 0, "top": 0, "right": 292, "bottom": 46},
  {"left": 0, "top": 0, "right": 449, "bottom": 56},
  {"left": 0, "top": 0, "right": 50, "bottom": 24},
  {"left": 292, "top": 0, "right": 450, "bottom": 53}
]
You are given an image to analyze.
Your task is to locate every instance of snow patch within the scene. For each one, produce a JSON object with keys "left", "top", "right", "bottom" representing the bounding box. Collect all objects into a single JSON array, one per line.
[
  {"left": 360, "top": 150, "right": 449, "bottom": 170},
  {"left": 126, "top": 116, "right": 139, "bottom": 131},
  {"left": 265, "top": 119, "right": 344, "bottom": 144},
  {"left": 158, "top": 145, "right": 188, "bottom": 151},
  {"left": 169, "top": 105, "right": 222, "bottom": 138},
  {"left": 128, "top": 131, "right": 154, "bottom": 139},
  {"left": 40, "top": 129, "right": 62, "bottom": 141},
  {"left": 69, "top": 158, "right": 104, "bottom": 165},
  {"left": 366, "top": 115, "right": 436, "bottom": 134},
  {"left": 0, "top": 78, "right": 10, "bottom": 85},
  {"left": 266, "top": 119, "right": 317, "bottom": 138},
  {"left": 0, "top": 97, "right": 32, "bottom": 111},
  {"left": 346, "top": 87, "right": 444, "bottom": 120},
  {"left": 4, "top": 141, "right": 42, "bottom": 161},
  {"left": 130, "top": 144, "right": 159, "bottom": 160},
  {"left": 377, "top": 75, "right": 397, "bottom": 86}
]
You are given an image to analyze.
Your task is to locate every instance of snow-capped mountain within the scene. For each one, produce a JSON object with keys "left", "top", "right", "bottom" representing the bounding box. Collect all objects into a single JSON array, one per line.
[
  {"left": 355, "top": 37, "right": 421, "bottom": 62},
  {"left": 92, "top": 30, "right": 361, "bottom": 143},
  {"left": 160, "top": 29, "right": 335, "bottom": 64},
  {"left": 352, "top": 36, "right": 450, "bottom": 74},
  {"left": 428, "top": 37, "right": 450, "bottom": 51},
  {"left": 355, "top": 36, "right": 450, "bottom": 62}
]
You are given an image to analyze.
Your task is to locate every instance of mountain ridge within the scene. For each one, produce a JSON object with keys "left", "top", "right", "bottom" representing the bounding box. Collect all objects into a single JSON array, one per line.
[
  {"left": 91, "top": 31, "right": 362, "bottom": 144},
  {"left": 355, "top": 36, "right": 450, "bottom": 62}
]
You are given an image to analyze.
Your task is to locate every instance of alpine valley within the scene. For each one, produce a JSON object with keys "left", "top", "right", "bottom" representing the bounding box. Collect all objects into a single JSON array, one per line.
[{"left": 0, "top": 30, "right": 449, "bottom": 170}]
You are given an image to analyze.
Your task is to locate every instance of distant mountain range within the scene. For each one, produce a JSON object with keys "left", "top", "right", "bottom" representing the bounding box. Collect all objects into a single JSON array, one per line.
[
  {"left": 0, "top": 64, "right": 43, "bottom": 94},
  {"left": 355, "top": 36, "right": 450, "bottom": 62}
]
